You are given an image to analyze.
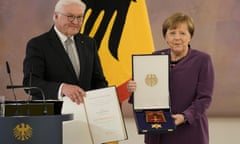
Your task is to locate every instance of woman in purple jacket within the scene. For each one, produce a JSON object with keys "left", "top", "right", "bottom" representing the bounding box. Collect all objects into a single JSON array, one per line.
[{"left": 127, "top": 12, "right": 214, "bottom": 144}]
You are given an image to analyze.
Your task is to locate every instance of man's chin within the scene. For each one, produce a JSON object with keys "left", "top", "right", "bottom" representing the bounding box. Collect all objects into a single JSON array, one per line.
[{"left": 68, "top": 29, "right": 80, "bottom": 35}]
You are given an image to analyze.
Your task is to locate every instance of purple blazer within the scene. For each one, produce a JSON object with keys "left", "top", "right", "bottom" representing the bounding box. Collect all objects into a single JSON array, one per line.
[{"left": 144, "top": 48, "right": 214, "bottom": 144}]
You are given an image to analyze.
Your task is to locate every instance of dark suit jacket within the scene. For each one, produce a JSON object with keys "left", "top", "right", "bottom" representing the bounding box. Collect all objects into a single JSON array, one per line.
[{"left": 23, "top": 26, "right": 108, "bottom": 100}]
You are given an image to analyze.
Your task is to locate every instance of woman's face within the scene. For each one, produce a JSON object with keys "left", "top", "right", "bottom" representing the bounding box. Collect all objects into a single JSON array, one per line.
[{"left": 165, "top": 23, "right": 191, "bottom": 55}]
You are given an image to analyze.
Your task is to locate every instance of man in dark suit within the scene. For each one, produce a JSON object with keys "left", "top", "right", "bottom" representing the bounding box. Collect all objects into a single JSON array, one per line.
[{"left": 23, "top": 0, "right": 108, "bottom": 104}]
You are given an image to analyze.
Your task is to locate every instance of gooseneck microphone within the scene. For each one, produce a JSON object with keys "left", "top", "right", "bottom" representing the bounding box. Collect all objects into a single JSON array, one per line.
[
  {"left": 6, "top": 61, "right": 17, "bottom": 102},
  {"left": 5, "top": 61, "right": 48, "bottom": 115},
  {"left": 26, "top": 66, "right": 32, "bottom": 115},
  {"left": 6, "top": 61, "right": 18, "bottom": 115},
  {"left": 6, "top": 86, "right": 48, "bottom": 115}
]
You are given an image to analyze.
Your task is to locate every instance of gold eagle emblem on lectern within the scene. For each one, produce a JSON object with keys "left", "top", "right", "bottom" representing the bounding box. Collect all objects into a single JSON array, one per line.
[
  {"left": 13, "top": 123, "right": 33, "bottom": 141},
  {"left": 145, "top": 74, "right": 158, "bottom": 87}
]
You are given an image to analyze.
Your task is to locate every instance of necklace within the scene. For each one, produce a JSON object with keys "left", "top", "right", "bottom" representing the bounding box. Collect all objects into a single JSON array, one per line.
[{"left": 170, "top": 49, "right": 189, "bottom": 67}]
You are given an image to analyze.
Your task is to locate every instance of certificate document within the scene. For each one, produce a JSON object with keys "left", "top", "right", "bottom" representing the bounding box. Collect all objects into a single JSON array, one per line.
[
  {"left": 132, "top": 54, "right": 170, "bottom": 109},
  {"left": 84, "top": 86, "right": 127, "bottom": 144}
]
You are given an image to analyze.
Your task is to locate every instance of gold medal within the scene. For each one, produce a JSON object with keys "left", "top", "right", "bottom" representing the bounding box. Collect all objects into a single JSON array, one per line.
[
  {"left": 151, "top": 124, "right": 162, "bottom": 129},
  {"left": 145, "top": 111, "right": 166, "bottom": 123}
]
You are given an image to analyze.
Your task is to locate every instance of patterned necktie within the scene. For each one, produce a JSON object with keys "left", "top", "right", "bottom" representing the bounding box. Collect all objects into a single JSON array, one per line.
[{"left": 65, "top": 38, "right": 80, "bottom": 77}]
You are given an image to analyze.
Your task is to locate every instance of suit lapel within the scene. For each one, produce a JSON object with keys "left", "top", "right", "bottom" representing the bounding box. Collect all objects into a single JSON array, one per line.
[
  {"left": 74, "top": 34, "right": 85, "bottom": 80},
  {"left": 48, "top": 27, "right": 78, "bottom": 79}
]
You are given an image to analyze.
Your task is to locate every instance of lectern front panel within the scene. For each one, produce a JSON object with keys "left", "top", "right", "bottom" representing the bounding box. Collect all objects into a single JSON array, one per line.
[{"left": 0, "top": 115, "right": 62, "bottom": 144}]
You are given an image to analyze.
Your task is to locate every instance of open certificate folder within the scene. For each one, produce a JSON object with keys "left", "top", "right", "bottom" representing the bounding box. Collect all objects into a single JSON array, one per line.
[
  {"left": 62, "top": 86, "right": 127, "bottom": 144},
  {"left": 84, "top": 86, "right": 127, "bottom": 144}
]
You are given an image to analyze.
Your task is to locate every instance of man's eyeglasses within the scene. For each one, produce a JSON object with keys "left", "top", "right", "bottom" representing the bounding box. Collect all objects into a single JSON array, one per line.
[{"left": 58, "top": 13, "right": 83, "bottom": 22}]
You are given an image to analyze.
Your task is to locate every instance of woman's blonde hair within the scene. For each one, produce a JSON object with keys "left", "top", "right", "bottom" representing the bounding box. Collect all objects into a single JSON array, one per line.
[{"left": 162, "top": 12, "right": 195, "bottom": 38}]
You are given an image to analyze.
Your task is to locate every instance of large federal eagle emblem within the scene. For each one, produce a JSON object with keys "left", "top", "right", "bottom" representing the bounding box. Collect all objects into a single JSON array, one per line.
[
  {"left": 81, "top": 0, "right": 136, "bottom": 60},
  {"left": 13, "top": 123, "right": 32, "bottom": 141}
]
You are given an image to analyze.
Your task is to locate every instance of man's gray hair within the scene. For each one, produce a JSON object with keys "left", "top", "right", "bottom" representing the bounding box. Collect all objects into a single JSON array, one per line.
[{"left": 54, "top": 0, "right": 86, "bottom": 13}]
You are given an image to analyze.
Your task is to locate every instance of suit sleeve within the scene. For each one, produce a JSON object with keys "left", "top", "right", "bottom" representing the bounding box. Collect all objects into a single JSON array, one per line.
[
  {"left": 23, "top": 38, "right": 61, "bottom": 100},
  {"left": 91, "top": 39, "right": 108, "bottom": 89}
]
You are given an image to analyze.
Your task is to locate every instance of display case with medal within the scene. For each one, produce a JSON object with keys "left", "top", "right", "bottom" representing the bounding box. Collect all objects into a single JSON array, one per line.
[{"left": 132, "top": 54, "right": 176, "bottom": 134}]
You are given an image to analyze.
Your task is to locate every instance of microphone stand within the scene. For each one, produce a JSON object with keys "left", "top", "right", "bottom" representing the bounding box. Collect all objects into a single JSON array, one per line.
[
  {"left": 6, "top": 86, "right": 48, "bottom": 115},
  {"left": 6, "top": 61, "right": 18, "bottom": 115},
  {"left": 26, "top": 70, "right": 32, "bottom": 115},
  {"left": 6, "top": 61, "right": 48, "bottom": 116}
]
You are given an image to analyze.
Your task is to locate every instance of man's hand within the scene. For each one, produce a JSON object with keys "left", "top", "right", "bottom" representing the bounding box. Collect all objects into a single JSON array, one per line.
[{"left": 61, "top": 83, "right": 86, "bottom": 104}]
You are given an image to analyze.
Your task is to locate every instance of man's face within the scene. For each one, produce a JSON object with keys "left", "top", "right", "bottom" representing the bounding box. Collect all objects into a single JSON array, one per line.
[{"left": 54, "top": 4, "right": 84, "bottom": 37}]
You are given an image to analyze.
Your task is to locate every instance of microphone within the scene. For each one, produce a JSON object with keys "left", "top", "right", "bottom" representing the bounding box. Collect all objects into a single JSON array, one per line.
[
  {"left": 6, "top": 61, "right": 18, "bottom": 115},
  {"left": 27, "top": 66, "right": 32, "bottom": 100},
  {"left": 6, "top": 61, "right": 17, "bottom": 102},
  {"left": 26, "top": 67, "right": 32, "bottom": 115},
  {"left": 7, "top": 85, "right": 35, "bottom": 89},
  {"left": 6, "top": 85, "right": 48, "bottom": 115},
  {"left": 6, "top": 62, "right": 48, "bottom": 115}
]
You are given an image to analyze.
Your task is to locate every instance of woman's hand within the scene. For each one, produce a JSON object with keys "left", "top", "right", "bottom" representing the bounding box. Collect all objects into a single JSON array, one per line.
[
  {"left": 127, "top": 80, "right": 137, "bottom": 93},
  {"left": 171, "top": 114, "right": 186, "bottom": 126}
]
